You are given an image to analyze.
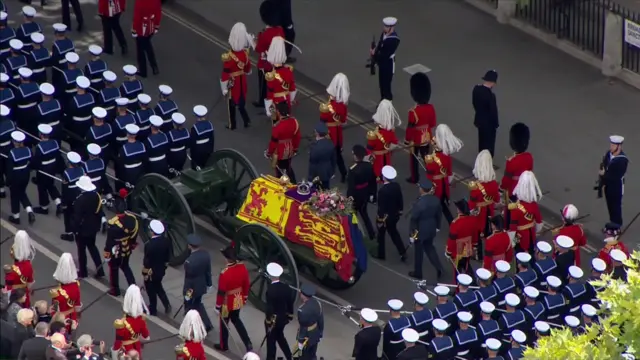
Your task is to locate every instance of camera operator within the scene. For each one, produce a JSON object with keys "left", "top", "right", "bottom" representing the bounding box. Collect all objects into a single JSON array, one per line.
[{"left": 66, "top": 334, "right": 106, "bottom": 360}]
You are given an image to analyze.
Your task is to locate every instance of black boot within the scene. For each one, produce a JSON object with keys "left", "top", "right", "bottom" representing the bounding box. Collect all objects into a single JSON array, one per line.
[
  {"left": 60, "top": 233, "right": 74, "bottom": 242},
  {"left": 28, "top": 212, "right": 36, "bottom": 224},
  {"left": 8, "top": 216, "right": 20, "bottom": 225},
  {"left": 34, "top": 207, "right": 49, "bottom": 215},
  {"left": 55, "top": 204, "right": 63, "bottom": 217}
]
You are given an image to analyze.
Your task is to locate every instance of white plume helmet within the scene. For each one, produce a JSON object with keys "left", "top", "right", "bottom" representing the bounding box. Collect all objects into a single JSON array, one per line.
[
  {"left": 434, "top": 124, "right": 463, "bottom": 155},
  {"left": 513, "top": 171, "right": 543, "bottom": 203},
  {"left": 473, "top": 150, "right": 496, "bottom": 182},
  {"left": 372, "top": 100, "right": 401, "bottom": 130},
  {"left": 123, "top": 284, "right": 149, "bottom": 318},
  {"left": 243, "top": 352, "right": 260, "bottom": 360},
  {"left": 12, "top": 230, "right": 36, "bottom": 261},
  {"left": 266, "top": 36, "right": 286, "bottom": 65},
  {"left": 179, "top": 310, "right": 207, "bottom": 342},
  {"left": 562, "top": 204, "right": 579, "bottom": 221},
  {"left": 53, "top": 253, "right": 77, "bottom": 284},
  {"left": 326, "top": 73, "right": 350, "bottom": 104},
  {"left": 228, "top": 22, "right": 254, "bottom": 51}
]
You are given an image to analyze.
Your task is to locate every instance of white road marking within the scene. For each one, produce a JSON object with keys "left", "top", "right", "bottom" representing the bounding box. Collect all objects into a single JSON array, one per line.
[
  {"left": 403, "top": 64, "right": 432, "bottom": 75},
  {"left": 0, "top": 218, "right": 234, "bottom": 360}
]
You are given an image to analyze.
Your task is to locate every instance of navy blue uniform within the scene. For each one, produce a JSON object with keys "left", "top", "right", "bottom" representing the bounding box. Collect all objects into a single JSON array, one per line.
[
  {"left": 453, "top": 327, "right": 480, "bottom": 359},
  {"left": 27, "top": 47, "right": 50, "bottom": 84},
  {"left": 146, "top": 132, "right": 169, "bottom": 176},
  {"left": 0, "top": 26, "right": 16, "bottom": 61},
  {"left": 98, "top": 86, "right": 120, "bottom": 122},
  {"left": 534, "top": 258, "right": 557, "bottom": 290},
  {"left": 37, "top": 98, "right": 63, "bottom": 142},
  {"left": 427, "top": 336, "right": 455, "bottom": 360},
  {"left": 15, "top": 81, "right": 40, "bottom": 140},
  {"left": 83, "top": 156, "right": 112, "bottom": 196},
  {"left": 84, "top": 59, "right": 108, "bottom": 92},
  {"left": 475, "top": 285, "right": 499, "bottom": 307},
  {"left": 523, "top": 301, "right": 545, "bottom": 346},
  {"left": 554, "top": 251, "right": 575, "bottom": 281},
  {"left": 119, "top": 79, "right": 143, "bottom": 112},
  {"left": 59, "top": 67, "right": 83, "bottom": 104},
  {"left": 85, "top": 123, "right": 114, "bottom": 160},
  {"left": 514, "top": 269, "right": 538, "bottom": 292},
  {"left": 15, "top": 21, "right": 42, "bottom": 53},
  {"left": 0, "top": 118, "right": 16, "bottom": 194},
  {"left": 32, "top": 139, "right": 63, "bottom": 210},
  {"left": 61, "top": 165, "right": 85, "bottom": 233},
  {"left": 189, "top": 120, "right": 214, "bottom": 170},
  {"left": 134, "top": 106, "right": 154, "bottom": 141},
  {"left": 1, "top": 81, "right": 15, "bottom": 109},
  {"left": 498, "top": 310, "right": 527, "bottom": 342},
  {"left": 477, "top": 318, "right": 501, "bottom": 347},
  {"left": 4, "top": 53, "right": 28, "bottom": 86},
  {"left": 6, "top": 146, "right": 34, "bottom": 218},
  {"left": 434, "top": 301, "right": 458, "bottom": 335},
  {"left": 543, "top": 293, "right": 567, "bottom": 324},
  {"left": 113, "top": 113, "right": 136, "bottom": 149},
  {"left": 494, "top": 277, "right": 516, "bottom": 308},
  {"left": 602, "top": 150, "right": 628, "bottom": 225},
  {"left": 507, "top": 347, "right": 525, "bottom": 360},
  {"left": 183, "top": 248, "right": 214, "bottom": 330},
  {"left": 373, "top": 30, "right": 400, "bottom": 101},
  {"left": 167, "top": 127, "right": 189, "bottom": 176},
  {"left": 563, "top": 282, "right": 588, "bottom": 316},
  {"left": 585, "top": 275, "right": 605, "bottom": 309},
  {"left": 51, "top": 38, "right": 75, "bottom": 91},
  {"left": 154, "top": 99, "right": 178, "bottom": 133},
  {"left": 117, "top": 141, "right": 146, "bottom": 189},
  {"left": 66, "top": 92, "right": 95, "bottom": 152},
  {"left": 382, "top": 316, "right": 411, "bottom": 360},
  {"left": 410, "top": 308, "right": 434, "bottom": 343},
  {"left": 454, "top": 291, "right": 479, "bottom": 318}
]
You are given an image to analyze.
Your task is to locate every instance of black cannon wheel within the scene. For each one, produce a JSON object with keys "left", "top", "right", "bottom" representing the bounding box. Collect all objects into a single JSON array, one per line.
[
  {"left": 207, "top": 149, "right": 259, "bottom": 238},
  {"left": 234, "top": 224, "right": 299, "bottom": 312},
  {"left": 130, "top": 173, "right": 196, "bottom": 266}
]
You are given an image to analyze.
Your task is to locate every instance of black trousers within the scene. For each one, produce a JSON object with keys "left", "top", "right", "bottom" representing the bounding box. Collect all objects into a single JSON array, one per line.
[
  {"left": 377, "top": 215, "right": 405, "bottom": 259},
  {"left": 276, "top": 159, "right": 296, "bottom": 183},
  {"left": 9, "top": 177, "right": 32, "bottom": 216},
  {"left": 265, "top": 321, "right": 292, "bottom": 360},
  {"left": 36, "top": 172, "right": 61, "bottom": 207},
  {"left": 228, "top": 97, "right": 250, "bottom": 129},
  {"left": 190, "top": 148, "right": 211, "bottom": 170},
  {"left": 335, "top": 146, "right": 347, "bottom": 179},
  {"left": 255, "top": 69, "right": 267, "bottom": 104},
  {"left": 219, "top": 309, "right": 252, "bottom": 350},
  {"left": 63, "top": 202, "right": 74, "bottom": 233},
  {"left": 184, "top": 295, "right": 213, "bottom": 330},
  {"left": 101, "top": 14, "right": 127, "bottom": 53},
  {"left": 454, "top": 257, "right": 474, "bottom": 278},
  {"left": 283, "top": 25, "right": 296, "bottom": 57},
  {"left": 605, "top": 189, "right": 623, "bottom": 225},
  {"left": 409, "top": 144, "right": 430, "bottom": 183},
  {"left": 355, "top": 200, "right": 375, "bottom": 239},
  {"left": 413, "top": 237, "right": 444, "bottom": 278},
  {"left": 61, "top": 0, "right": 84, "bottom": 28},
  {"left": 477, "top": 126, "right": 497, "bottom": 157},
  {"left": 378, "top": 66, "right": 394, "bottom": 101},
  {"left": 145, "top": 275, "right": 170, "bottom": 314},
  {"left": 299, "top": 342, "right": 318, "bottom": 360},
  {"left": 108, "top": 255, "right": 136, "bottom": 294},
  {"left": 441, "top": 196, "right": 454, "bottom": 224},
  {"left": 0, "top": 157, "right": 6, "bottom": 190},
  {"left": 135, "top": 35, "right": 158, "bottom": 77},
  {"left": 75, "top": 234, "right": 103, "bottom": 277}
]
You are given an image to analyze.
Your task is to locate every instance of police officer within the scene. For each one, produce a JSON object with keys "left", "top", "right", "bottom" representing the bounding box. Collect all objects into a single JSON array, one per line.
[
  {"left": 346, "top": 144, "right": 377, "bottom": 240},
  {"left": 600, "top": 135, "right": 628, "bottom": 225},
  {"left": 60, "top": 151, "right": 84, "bottom": 241},
  {"left": 264, "top": 262, "right": 295, "bottom": 360},
  {"left": 296, "top": 283, "right": 324, "bottom": 360},
  {"left": 474, "top": 268, "right": 498, "bottom": 305},
  {"left": 6, "top": 130, "right": 35, "bottom": 224},
  {"left": 0, "top": 73, "right": 15, "bottom": 109},
  {"left": 433, "top": 286, "right": 458, "bottom": 335},
  {"left": 485, "top": 338, "right": 504, "bottom": 360},
  {"left": 98, "top": 70, "right": 120, "bottom": 121},
  {"left": 498, "top": 294, "right": 527, "bottom": 345},
  {"left": 352, "top": 307, "right": 381, "bottom": 360},
  {"left": 514, "top": 252, "right": 538, "bottom": 292},
  {"left": 522, "top": 286, "right": 545, "bottom": 345},
  {"left": 167, "top": 112, "right": 189, "bottom": 177},
  {"left": 533, "top": 241, "right": 557, "bottom": 290},
  {"left": 307, "top": 122, "right": 336, "bottom": 189},
  {"left": 14, "top": 67, "right": 39, "bottom": 141},
  {"left": 72, "top": 175, "right": 106, "bottom": 278},
  {"left": 409, "top": 179, "right": 445, "bottom": 280},
  {"left": 563, "top": 266, "right": 588, "bottom": 317},
  {"left": 455, "top": 274, "right": 479, "bottom": 317},
  {"left": 120, "top": 64, "right": 143, "bottom": 112},
  {"left": 0, "top": 104, "right": 15, "bottom": 198},
  {"left": 382, "top": 298, "right": 410, "bottom": 360},
  {"left": 371, "top": 16, "right": 400, "bottom": 101},
  {"left": 0, "top": 11, "right": 15, "bottom": 62},
  {"left": 554, "top": 235, "right": 575, "bottom": 280},
  {"left": 410, "top": 291, "right": 433, "bottom": 344},
  {"left": 104, "top": 189, "right": 138, "bottom": 296},
  {"left": 146, "top": 115, "right": 169, "bottom": 176},
  {"left": 453, "top": 311, "right": 480, "bottom": 359},
  {"left": 84, "top": 45, "right": 107, "bottom": 93},
  {"left": 134, "top": 93, "right": 154, "bottom": 141},
  {"left": 116, "top": 124, "right": 146, "bottom": 191},
  {"left": 472, "top": 70, "right": 499, "bottom": 157},
  {"left": 542, "top": 275, "right": 567, "bottom": 325},
  {"left": 494, "top": 261, "right": 516, "bottom": 308},
  {"left": 59, "top": 52, "right": 83, "bottom": 105},
  {"left": 32, "top": 123, "right": 63, "bottom": 216},
  {"left": 397, "top": 328, "right": 428, "bottom": 359},
  {"left": 3, "top": 39, "right": 27, "bottom": 86},
  {"left": 189, "top": 105, "right": 214, "bottom": 170},
  {"left": 477, "top": 302, "right": 502, "bottom": 348},
  {"left": 27, "top": 33, "right": 49, "bottom": 84},
  {"left": 51, "top": 23, "right": 75, "bottom": 93},
  {"left": 67, "top": 76, "right": 96, "bottom": 151},
  {"left": 183, "top": 234, "right": 214, "bottom": 332},
  {"left": 15, "top": 6, "right": 41, "bottom": 52},
  {"left": 427, "top": 319, "right": 455, "bottom": 360},
  {"left": 154, "top": 85, "right": 178, "bottom": 133},
  {"left": 508, "top": 330, "right": 527, "bottom": 359},
  {"left": 84, "top": 143, "right": 112, "bottom": 198},
  {"left": 85, "top": 107, "right": 113, "bottom": 161},
  {"left": 143, "top": 220, "right": 172, "bottom": 315},
  {"left": 113, "top": 97, "right": 136, "bottom": 148},
  {"left": 37, "top": 83, "right": 63, "bottom": 142}
]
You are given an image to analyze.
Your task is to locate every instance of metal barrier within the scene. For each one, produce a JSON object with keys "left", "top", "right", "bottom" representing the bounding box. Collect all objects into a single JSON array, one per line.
[{"left": 616, "top": 4, "right": 640, "bottom": 73}]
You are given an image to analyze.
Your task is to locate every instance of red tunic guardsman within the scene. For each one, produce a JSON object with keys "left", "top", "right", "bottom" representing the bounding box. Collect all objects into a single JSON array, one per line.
[
  {"left": 221, "top": 22, "right": 253, "bottom": 130},
  {"left": 131, "top": 0, "right": 161, "bottom": 77},
  {"left": 405, "top": 72, "right": 436, "bottom": 183},
  {"left": 252, "top": 0, "right": 285, "bottom": 107},
  {"left": 112, "top": 285, "right": 150, "bottom": 359},
  {"left": 4, "top": 230, "right": 36, "bottom": 308},
  {"left": 483, "top": 215, "right": 514, "bottom": 273},
  {"left": 501, "top": 123, "right": 533, "bottom": 214},
  {"left": 319, "top": 73, "right": 350, "bottom": 182},
  {"left": 264, "top": 37, "right": 296, "bottom": 118},
  {"left": 367, "top": 99, "right": 400, "bottom": 181},
  {"left": 214, "top": 246, "right": 251, "bottom": 352},
  {"left": 176, "top": 310, "right": 208, "bottom": 360},
  {"left": 266, "top": 102, "right": 301, "bottom": 183},
  {"left": 445, "top": 200, "right": 479, "bottom": 280},
  {"left": 467, "top": 150, "right": 500, "bottom": 259},
  {"left": 553, "top": 204, "right": 587, "bottom": 267},
  {"left": 98, "top": 0, "right": 127, "bottom": 54},
  {"left": 598, "top": 222, "right": 630, "bottom": 272},
  {"left": 50, "top": 253, "right": 82, "bottom": 332},
  {"left": 507, "top": 171, "right": 543, "bottom": 254}
]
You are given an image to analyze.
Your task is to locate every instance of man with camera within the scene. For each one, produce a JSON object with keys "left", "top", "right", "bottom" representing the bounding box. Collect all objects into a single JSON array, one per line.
[{"left": 71, "top": 334, "right": 107, "bottom": 359}]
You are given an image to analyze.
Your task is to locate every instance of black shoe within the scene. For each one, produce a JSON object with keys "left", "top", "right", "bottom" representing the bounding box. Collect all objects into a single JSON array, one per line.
[
  {"left": 252, "top": 101, "right": 263, "bottom": 108},
  {"left": 8, "top": 216, "right": 20, "bottom": 225},
  {"left": 101, "top": 222, "right": 107, "bottom": 234},
  {"left": 77, "top": 272, "right": 87, "bottom": 279},
  {"left": 205, "top": 325, "right": 214, "bottom": 333},
  {"left": 400, "top": 253, "right": 407, "bottom": 262},
  {"left": 104, "top": 49, "right": 114, "bottom": 55},
  {"left": 148, "top": 310, "right": 158, "bottom": 316},
  {"left": 121, "top": 46, "right": 128, "bottom": 56},
  {"left": 34, "top": 207, "right": 49, "bottom": 215},
  {"left": 244, "top": 122, "right": 251, "bottom": 128},
  {"left": 108, "top": 290, "right": 121, "bottom": 297},
  {"left": 214, "top": 344, "right": 228, "bottom": 352},
  {"left": 165, "top": 304, "right": 172, "bottom": 314},
  {"left": 136, "top": 71, "right": 147, "bottom": 78},
  {"left": 286, "top": 56, "right": 297, "bottom": 64},
  {"left": 245, "top": 342, "right": 253, "bottom": 352},
  {"left": 340, "top": 175, "right": 346, "bottom": 183},
  {"left": 408, "top": 271, "right": 423, "bottom": 280},
  {"left": 28, "top": 212, "right": 35, "bottom": 224},
  {"left": 405, "top": 177, "right": 417, "bottom": 184},
  {"left": 95, "top": 269, "right": 106, "bottom": 279},
  {"left": 436, "top": 270, "right": 443, "bottom": 280},
  {"left": 152, "top": 67, "right": 160, "bottom": 75},
  {"left": 0, "top": 191, "right": 5, "bottom": 199},
  {"left": 56, "top": 204, "right": 63, "bottom": 217},
  {"left": 60, "top": 233, "right": 74, "bottom": 242},
  {"left": 76, "top": 23, "right": 84, "bottom": 32}
]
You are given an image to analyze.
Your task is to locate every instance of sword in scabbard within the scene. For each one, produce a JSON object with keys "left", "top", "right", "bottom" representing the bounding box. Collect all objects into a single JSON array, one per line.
[
  {"left": 78, "top": 290, "right": 111, "bottom": 315},
  {"left": 538, "top": 213, "right": 591, "bottom": 236},
  {"left": 141, "top": 333, "right": 178, "bottom": 346},
  {"left": 30, "top": 283, "right": 59, "bottom": 293},
  {"left": 0, "top": 235, "right": 12, "bottom": 246}
]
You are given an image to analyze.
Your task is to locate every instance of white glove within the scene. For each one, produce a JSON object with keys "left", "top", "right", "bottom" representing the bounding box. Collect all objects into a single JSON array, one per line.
[
  {"left": 369, "top": 195, "right": 374, "bottom": 203},
  {"left": 290, "top": 90, "right": 297, "bottom": 103},
  {"left": 214, "top": 307, "right": 220, "bottom": 314},
  {"left": 207, "top": 286, "right": 213, "bottom": 294},
  {"left": 140, "top": 212, "right": 149, "bottom": 220},
  {"left": 264, "top": 150, "right": 270, "bottom": 159},
  {"left": 131, "top": 31, "right": 137, "bottom": 38},
  {"left": 448, "top": 175, "right": 453, "bottom": 184},
  {"left": 220, "top": 80, "right": 229, "bottom": 95},
  {"left": 297, "top": 342, "right": 304, "bottom": 350},
  {"left": 436, "top": 228, "right": 440, "bottom": 233},
  {"left": 409, "top": 237, "right": 415, "bottom": 244},
  {"left": 264, "top": 99, "right": 273, "bottom": 117},
  {"left": 536, "top": 222, "right": 544, "bottom": 233}
]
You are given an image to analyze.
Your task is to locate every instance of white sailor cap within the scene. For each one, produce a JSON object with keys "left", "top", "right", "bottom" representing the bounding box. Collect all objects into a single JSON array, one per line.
[
  {"left": 511, "top": 330, "right": 527, "bottom": 344},
  {"left": 516, "top": 252, "right": 532, "bottom": 264},
  {"left": 172, "top": 113, "right": 186, "bottom": 125},
  {"left": 92, "top": 107, "right": 107, "bottom": 119},
  {"left": 137, "top": 93, "right": 152, "bottom": 104},
  {"left": 123, "top": 64, "right": 137, "bottom": 75},
  {"left": 87, "top": 143, "right": 101, "bottom": 156},
  {"left": 536, "top": 241, "right": 553, "bottom": 254},
  {"left": 193, "top": 105, "right": 208, "bottom": 117},
  {"left": 381, "top": 165, "right": 397, "bottom": 180},
  {"left": 0, "top": 104, "right": 9, "bottom": 117},
  {"left": 546, "top": 275, "right": 562, "bottom": 289},
  {"left": 9, "top": 39, "right": 24, "bottom": 51},
  {"left": 18, "top": 67, "right": 33, "bottom": 79},
  {"left": 159, "top": 84, "right": 173, "bottom": 96},
  {"left": 485, "top": 338, "right": 501, "bottom": 351},
  {"left": 556, "top": 235, "right": 574, "bottom": 249},
  {"left": 37, "top": 124, "right": 52, "bottom": 135},
  {"left": 524, "top": 286, "right": 539, "bottom": 299},
  {"left": 65, "top": 52, "right": 79, "bottom": 64},
  {"left": 565, "top": 315, "right": 580, "bottom": 328},
  {"left": 457, "top": 274, "right": 473, "bottom": 286},
  {"left": 610, "top": 249, "right": 627, "bottom": 262},
  {"left": 413, "top": 292, "right": 429, "bottom": 305},
  {"left": 266, "top": 262, "right": 283, "bottom": 277},
  {"left": 0, "top": 73, "right": 9, "bottom": 83},
  {"left": 495, "top": 260, "right": 511, "bottom": 273},
  {"left": 149, "top": 220, "right": 165, "bottom": 234},
  {"left": 569, "top": 266, "right": 584, "bottom": 279},
  {"left": 67, "top": 151, "right": 81, "bottom": 164},
  {"left": 39, "top": 82, "right": 55, "bottom": 96},
  {"left": 457, "top": 311, "right": 472, "bottom": 323},
  {"left": 103, "top": 71, "right": 117, "bottom": 82},
  {"left": 115, "top": 98, "right": 129, "bottom": 106},
  {"left": 401, "top": 328, "right": 419, "bottom": 343},
  {"left": 434, "top": 285, "right": 450, "bottom": 297},
  {"left": 52, "top": 23, "right": 67, "bottom": 32},
  {"left": 535, "top": 321, "right": 550, "bottom": 333},
  {"left": 480, "top": 301, "right": 496, "bottom": 314},
  {"left": 89, "top": 45, "right": 103, "bottom": 56},
  {"left": 387, "top": 299, "right": 403, "bottom": 311},
  {"left": 610, "top": 135, "right": 624, "bottom": 144},
  {"left": 360, "top": 308, "right": 378, "bottom": 323},
  {"left": 382, "top": 17, "right": 397, "bottom": 26},
  {"left": 11, "top": 131, "right": 25, "bottom": 142},
  {"left": 22, "top": 6, "right": 36, "bottom": 17},
  {"left": 149, "top": 115, "right": 163, "bottom": 127},
  {"left": 592, "top": 258, "right": 607, "bottom": 272},
  {"left": 581, "top": 304, "right": 597, "bottom": 317},
  {"left": 476, "top": 268, "right": 492, "bottom": 281},
  {"left": 0, "top": 11, "right": 7, "bottom": 21},
  {"left": 76, "top": 76, "right": 90, "bottom": 89},
  {"left": 432, "top": 319, "right": 449, "bottom": 332},
  {"left": 30, "top": 32, "right": 44, "bottom": 44},
  {"left": 505, "top": 293, "right": 521, "bottom": 307},
  {"left": 125, "top": 124, "right": 140, "bottom": 135}
]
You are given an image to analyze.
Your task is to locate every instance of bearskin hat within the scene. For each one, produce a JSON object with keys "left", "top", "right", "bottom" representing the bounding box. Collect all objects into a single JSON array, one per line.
[
  {"left": 454, "top": 199, "right": 470, "bottom": 215},
  {"left": 410, "top": 73, "right": 431, "bottom": 105},
  {"left": 509, "top": 123, "right": 530, "bottom": 153},
  {"left": 260, "top": 0, "right": 280, "bottom": 27},
  {"left": 490, "top": 215, "right": 505, "bottom": 231}
]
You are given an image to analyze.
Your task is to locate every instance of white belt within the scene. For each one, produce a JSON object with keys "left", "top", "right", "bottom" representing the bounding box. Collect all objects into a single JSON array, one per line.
[
  {"left": 390, "top": 340, "right": 404, "bottom": 344},
  {"left": 0, "top": 141, "right": 10, "bottom": 147},
  {"left": 12, "top": 74, "right": 19, "bottom": 79},
  {"left": 124, "top": 162, "right": 142, "bottom": 169},
  {"left": 540, "top": 282, "right": 548, "bottom": 286},
  {"left": 591, "top": 299, "right": 600, "bottom": 303},
  {"left": 42, "top": 159, "right": 56, "bottom": 165},
  {"left": 457, "top": 350, "right": 470, "bottom": 356},
  {"left": 0, "top": 49, "right": 8, "bottom": 54},
  {"left": 498, "top": 300, "right": 506, "bottom": 306},
  {"left": 116, "top": 136, "right": 127, "bottom": 142},
  {"left": 196, "top": 138, "right": 209, "bottom": 145},
  {"left": 170, "top": 146, "right": 185, "bottom": 152},
  {"left": 570, "top": 306, "right": 580, "bottom": 313},
  {"left": 47, "top": 121, "right": 60, "bottom": 127},
  {"left": 73, "top": 115, "right": 91, "bottom": 121},
  {"left": 59, "top": 59, "right": 67, "bottom": 64},
  {"left": 139, "top": 125, "right": 150, "bottom": 131},
  {"left": 163, "top": 118, "right": 171, "bottom": 123},
  {"left": 90, "top": 78, "right": 102, "bottom": 83},
  {"left": 90, "top": 176, "right": 101, "bottom": 182},
  {"left": 547, "top": 314, "right": 560, "bottom": 320},
  {"left": 149, "top": 155, "right": 166, "bottom": 162},
  {"left": 18, "top": 102, "right": 37, "bottom": 109},
  {"left": 69, "top": 184, "right": 77, "bottom": 188},
  {"left": 13, "top": 164, "right": 28, "bottom": 170},
  {"left": 32, "top": 68, "right": 45, "bottom": 73},
  {"left": 128, "top": 98, "right": 136, "bottom": 104},
  {"left": 418, "top": 330, "right": 429, "bottom": 337},
  {"left": 65, "top": 89, "right": 77, "bottom": 94},
  {"left": 104, "top": 106, "right": 115, "bottom": 111}
]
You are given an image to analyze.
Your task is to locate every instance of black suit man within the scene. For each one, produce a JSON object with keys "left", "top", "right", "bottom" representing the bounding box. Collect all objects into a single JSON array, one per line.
[
  {"left": 346, "top": 145, "right": 377, "bottom": 240},
  {"left": 142, "top": 220, "right": 172, "bottom": 315},
  {"left": 72, "top": 176, "right": 106, "bottom": 278},
  {"left": 183, "top": 234, "right": 214, "bottom": 332},
  {"left": 472, "top": 70, "right": 499, "bottom": 157},
  {"left": 308, "top": 122, "right": 336, "bottom": 189},
  {"left": 17, "top": 322, "right": 49, "bottom": 360},
  {"left": 264, "top": 262, "right": 295, "bottom": 360},
  {"left": 352, "top": 308, "right": 381, "bottom": 360},
  {"left": 376, "top": 165, "right": 405, "bottom": 261}
]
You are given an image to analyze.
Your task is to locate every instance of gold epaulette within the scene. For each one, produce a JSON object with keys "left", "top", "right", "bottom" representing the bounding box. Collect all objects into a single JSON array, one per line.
[
  {"left": 467, "top": 181, "right": 478, "bottom": 190},
  {"left": 244, "top": 48, "right": 250, "bottom": 55},
  {"left": 508, "top": 202, "right": 519, "bottom": 210},
  {"left": 319, "top": 102, "right": 330, "bottom": 113},
  {"left": 424, "top": 154, "right": 435, "bottom": 163},
  {"left": 114, "top": 318, "right": 125, "bottom": 329},
  {"left": 285, "top": 64, "right": 293, "bottom": 71},
  {"left": 367, "top": 130, "right": 377, "bottom": 140},
  {"left": 221, "top": 52, "right": 231, "bottom": 62},
  {"left": 49, "top": 288, "right": 58, "bottom": 298},
  {"left": 265, "top": 71, "right": 275, "bottom": 81}
]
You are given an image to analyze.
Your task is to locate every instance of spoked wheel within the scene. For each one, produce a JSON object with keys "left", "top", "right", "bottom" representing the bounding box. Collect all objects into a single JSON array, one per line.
[
  {"left": 234, "top": 224, "right": 299, "bottom": 312},
  {"left": 207, "top": 149, "right": 258, "bottom": 238},
  {"left": 130, "top": 173, "right": 196, "bottom": 266}
]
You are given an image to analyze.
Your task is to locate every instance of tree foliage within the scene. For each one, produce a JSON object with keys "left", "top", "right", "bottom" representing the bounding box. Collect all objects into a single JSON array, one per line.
[{"left": 523, "top": 251, "right": 640, "bottom": 360}]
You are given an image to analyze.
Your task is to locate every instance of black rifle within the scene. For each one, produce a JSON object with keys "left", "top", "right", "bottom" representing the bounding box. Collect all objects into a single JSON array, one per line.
[
  {"left": 594, "top": 156, "right": 605, "bottom": 198},
  {"left": 365, "top": 35, "right": 376, "bottom": 75}
]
